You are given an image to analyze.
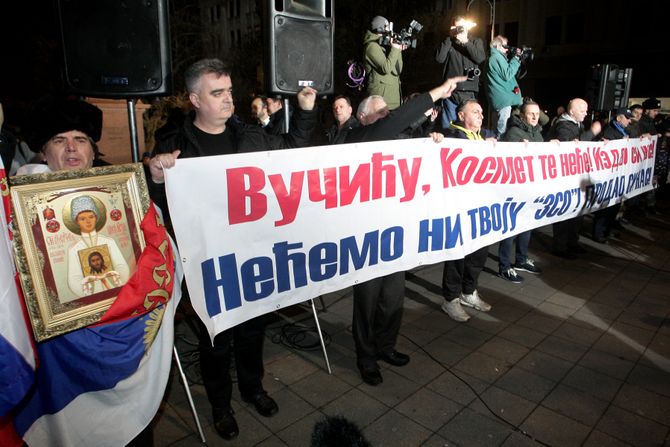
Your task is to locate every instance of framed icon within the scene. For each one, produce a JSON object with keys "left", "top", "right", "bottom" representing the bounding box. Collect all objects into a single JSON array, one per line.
[{"left": 10, "top": 163, "right": 150, "bottom": 341}]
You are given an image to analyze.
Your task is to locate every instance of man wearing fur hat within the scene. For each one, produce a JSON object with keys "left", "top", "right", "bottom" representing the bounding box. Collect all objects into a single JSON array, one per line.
[
  {"left": 17, "top": 98, "right": 106, "bottom": 175},
  {"left": 639, "top": 97, "right": 661, "bottom": 136}
]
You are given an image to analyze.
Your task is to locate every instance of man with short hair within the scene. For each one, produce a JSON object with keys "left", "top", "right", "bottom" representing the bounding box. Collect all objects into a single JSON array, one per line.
[
  {"left": 251, "top": 95, "right": 271, "bottom": 129},
  {"left": 344, "top": 76, "right": 467, "bottom": 386},
  {"left": 546, "top": 98, "right": 601, "bottom": 258},
  {"left": 265, "top": 96, "right": 288, "bottom": 135},
  {"left": 627, "top": 104, "right": 643, "bottom": 137},
  {"left": 149, "top": 58, "right": 317, "bottom": 441},
  {"left": 497, "top": 99, "right": 545, "bottom": 282},
  {"left": 441, "top": 99, "right": 495, "bottom": 322},
  {"left": 485, "top": 35, "right": 522, "bottom": 137},
  {"left": 326, "top": 95, "right": 358, "bottom": 144}
]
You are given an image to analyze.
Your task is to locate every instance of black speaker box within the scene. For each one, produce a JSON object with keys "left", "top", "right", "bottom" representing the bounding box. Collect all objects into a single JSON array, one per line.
[
  {"left": 264, "top": 0, "right": 334, "bottom": 95},
  {"left": 57, "top": 0, "right": 172, "bottom": 98}
]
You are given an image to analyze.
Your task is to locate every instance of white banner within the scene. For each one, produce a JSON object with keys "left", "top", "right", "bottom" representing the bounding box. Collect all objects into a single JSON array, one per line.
[{"left": 165, "top": 136, "right": 657, "bottom": 340}]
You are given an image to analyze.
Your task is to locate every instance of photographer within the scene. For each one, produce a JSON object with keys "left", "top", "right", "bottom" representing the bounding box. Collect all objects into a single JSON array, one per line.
[
  {"left": 364, "top": 16, "right": 405, "bottom": 110},
  {"left": 435, "top": 16, "right": 486, "bottom": 127},
  {"left": 485, "top": 35, "right": 523, "bottom": 137}
]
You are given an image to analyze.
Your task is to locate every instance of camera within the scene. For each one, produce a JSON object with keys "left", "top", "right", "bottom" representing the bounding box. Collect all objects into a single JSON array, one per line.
[
  {"left": 505, "top": 45, "right": 534, "bottom": 63},
  {"left": 379, "top": 19, "right": 423, "bottom": 49},
  {"left": 465, "top": 67, "right": 481, "bottom": 81}
]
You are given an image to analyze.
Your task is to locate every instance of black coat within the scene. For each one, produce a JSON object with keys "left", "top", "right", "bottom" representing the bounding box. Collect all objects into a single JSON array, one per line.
[{"left": 345, "top": 93, "right": 434, "bottom": 143}]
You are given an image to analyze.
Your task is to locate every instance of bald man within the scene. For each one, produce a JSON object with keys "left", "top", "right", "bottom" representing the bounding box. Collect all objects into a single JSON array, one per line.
[{"left": 546, "top": 98, "right": 601, "bottom": 258}]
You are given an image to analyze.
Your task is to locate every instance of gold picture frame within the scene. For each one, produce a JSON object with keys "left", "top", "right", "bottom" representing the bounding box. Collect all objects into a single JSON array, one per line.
[{"left": 10, "top": 163, "right": 150, "bottom": 341}]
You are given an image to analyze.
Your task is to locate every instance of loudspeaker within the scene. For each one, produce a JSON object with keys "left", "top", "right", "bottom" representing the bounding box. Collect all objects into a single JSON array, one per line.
[
  {"left": 590, "top": 64, "right": 633, "bottom": 111},
  {"left": 57, "top": 0, "right": 172, "bottom": 98},
  {"left": 264, "top": 0, "right": 334, "bottom": 95}
]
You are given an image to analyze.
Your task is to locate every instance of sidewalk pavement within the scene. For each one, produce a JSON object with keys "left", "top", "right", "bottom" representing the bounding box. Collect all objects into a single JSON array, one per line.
[{"left": 153, "top": 201, "right": 670, "bottom": 447}]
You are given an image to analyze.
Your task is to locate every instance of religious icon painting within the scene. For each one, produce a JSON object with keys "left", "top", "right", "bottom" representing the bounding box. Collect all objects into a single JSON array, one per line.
[{"left": 9, "top": 163, "right": 150, "bottom": 341}]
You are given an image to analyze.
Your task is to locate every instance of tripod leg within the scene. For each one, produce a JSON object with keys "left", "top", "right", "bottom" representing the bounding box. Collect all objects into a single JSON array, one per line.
[
  {"left": 173, "top": 346, "right": 206, "bottom": 443},
  {"left": 310, "top": 298, "right": 332, "bottom": 374}
]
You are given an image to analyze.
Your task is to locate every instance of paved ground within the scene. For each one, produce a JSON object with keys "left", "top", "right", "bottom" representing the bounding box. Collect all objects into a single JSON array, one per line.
[{"left": 152, "top": 200, "right": 670, "bottom": 447}]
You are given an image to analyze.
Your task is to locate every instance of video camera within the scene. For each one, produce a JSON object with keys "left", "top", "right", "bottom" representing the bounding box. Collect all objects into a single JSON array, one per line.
[
  {"left": 379, "top": 20, "right": 423, "bottom": 49},
  {"left": 504, "top": 45, "right": 534, "bottom": 63}
]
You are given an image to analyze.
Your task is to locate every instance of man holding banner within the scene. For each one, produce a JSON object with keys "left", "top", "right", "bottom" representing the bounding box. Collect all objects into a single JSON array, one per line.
[
  {"left": 149, "top": 58, "right": 318, "bottom": 440},
  {"left": 441, "top": 99, "right": 496, "bottom": 322},
  {"left": 546, "top": 98, "right": 601, "bottom": 258},
  {"left": 344, "top": 75, "right": 467, "bottom": 385}
]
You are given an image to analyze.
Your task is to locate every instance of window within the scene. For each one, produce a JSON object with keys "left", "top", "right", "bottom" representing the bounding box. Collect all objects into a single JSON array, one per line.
[
  {"left": 565, "top": 13, "right": 584, "bottom": 44},
  {"left": 545, "top": 16, "right": 561, "bottom": 45}
]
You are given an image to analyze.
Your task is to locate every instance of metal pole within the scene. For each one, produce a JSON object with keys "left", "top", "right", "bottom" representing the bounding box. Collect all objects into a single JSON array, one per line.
[
  {"left": 173, "top": 346, "right": 207, "bottom": 443},
  {"left": 282, "top": 98, "right": 290, "bottom": 134},
  {"left": 310, "top": 298, "right": 332, "bottom": 374},
  {"left": 490, "top": 0, "right": 496, "bottom": 42},
  {"left": 126, "top": 99, "right": 141, "bottom": 163}
]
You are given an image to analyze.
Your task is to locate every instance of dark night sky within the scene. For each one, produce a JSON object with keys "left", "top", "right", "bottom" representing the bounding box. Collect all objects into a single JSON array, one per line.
[{"left": 2, "top": 1, "right": 667, "bottom": 129}]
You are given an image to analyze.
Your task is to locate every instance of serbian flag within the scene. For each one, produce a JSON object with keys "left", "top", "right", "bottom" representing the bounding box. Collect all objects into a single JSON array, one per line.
[
  {"left": 0, "top": 159, "right": 36, "bottom": 446},
  {"left": 8, "top": 199, "right": 182, "bottom": 447}
]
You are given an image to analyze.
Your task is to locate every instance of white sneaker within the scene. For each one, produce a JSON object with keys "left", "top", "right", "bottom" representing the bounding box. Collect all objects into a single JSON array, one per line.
[
  {"left": 460, "top": 290, "right": 492, "bottom": 312},
  {"left": 441, "top": 298, "right": 471, "bottom": 322}
]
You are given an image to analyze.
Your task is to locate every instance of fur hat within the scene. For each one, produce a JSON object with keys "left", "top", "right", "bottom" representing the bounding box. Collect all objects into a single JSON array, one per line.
[
  {"left": 642, "top": 98, "right": 661, "bottom": 111},
  {"left": 27, "top": 97, "right": 103, "bottom": 151}
]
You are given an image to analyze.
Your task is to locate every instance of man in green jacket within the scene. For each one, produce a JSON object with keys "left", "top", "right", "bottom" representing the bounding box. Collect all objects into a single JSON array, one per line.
[
  {"left": 364, "top": 16, "right": 405, "bottom": 110},
  {"left": 486, "top": 35, "right": 522, "bottom": 137}
]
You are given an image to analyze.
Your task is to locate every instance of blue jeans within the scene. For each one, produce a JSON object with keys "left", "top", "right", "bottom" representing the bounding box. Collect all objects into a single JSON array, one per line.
[
  {"left": 498, "top": 231, "right": 531, "bottom": 270},
  {"left": 495, "top": 106, "right": 512, "bottom": 137}
]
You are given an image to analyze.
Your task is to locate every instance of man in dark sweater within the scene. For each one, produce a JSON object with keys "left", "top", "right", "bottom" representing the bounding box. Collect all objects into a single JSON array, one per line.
[{"left": 148, "top": 58, "right": 317, "bottom": 441}]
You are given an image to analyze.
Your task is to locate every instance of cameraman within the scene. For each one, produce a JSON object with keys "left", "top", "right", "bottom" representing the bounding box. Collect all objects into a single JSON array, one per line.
[
  {"left": 435, "top": 16, "right": 486, "bottom": 127},
  {"left": 364, "top": 16, "right": 406, "bottom": 110},
  {"left": 485, "top": 35, "right": 523, "bottom": 137}
]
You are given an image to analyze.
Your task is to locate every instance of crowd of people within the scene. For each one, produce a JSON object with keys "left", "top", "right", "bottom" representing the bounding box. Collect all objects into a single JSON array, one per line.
[{"left": 2, "top": 13, "right": 670, "bottom": 445}]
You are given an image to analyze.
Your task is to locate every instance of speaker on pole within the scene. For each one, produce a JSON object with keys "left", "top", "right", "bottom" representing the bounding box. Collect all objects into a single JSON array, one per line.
[
  {"left": 264, "top": 0, "right": 334, "bottom": 96},
  {"left": 589, "top": 64, "right": 633, "bottom": 111},
  {"left": 57, "top": 0, "right": 172, "bottom": 98}
]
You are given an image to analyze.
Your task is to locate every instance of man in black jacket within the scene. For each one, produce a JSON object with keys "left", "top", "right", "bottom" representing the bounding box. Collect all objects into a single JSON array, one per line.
[
  {"left": 435, "top": 16, "right": 486, "bottom": 128},
  {"left": 546, "top": 98, "right": 601, "bottom": 258},
  {"left": 592, "top": 107, "right": 633, "bottom": 243},
  {"left": 497, "top": 100, "right": 545, "bottom": 283},
  {"left": 639, "top": 98, "right": 661, "bottom": 136},
  {"left": 344, "top": 76, "right": 467, "bottom": 386},
  {"left": 148, "top": 58, "right": 317, "bottom": 441},
  {"left": 326, "top": 95, "right": 359, "bottom": 144}
]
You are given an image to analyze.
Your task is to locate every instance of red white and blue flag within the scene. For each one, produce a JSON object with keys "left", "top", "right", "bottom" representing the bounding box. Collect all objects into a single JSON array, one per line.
[
  {"left": 1, "top": 157, "right": 180, "bottom": 446},
  {"left": 0, "top": 159, "right": 36, "bottom": 446}
]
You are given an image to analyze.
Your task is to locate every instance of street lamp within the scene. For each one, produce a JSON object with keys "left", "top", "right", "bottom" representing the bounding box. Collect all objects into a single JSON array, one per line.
[{"left": 467, "top": 0, "right": 495, "bottom": 42}]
